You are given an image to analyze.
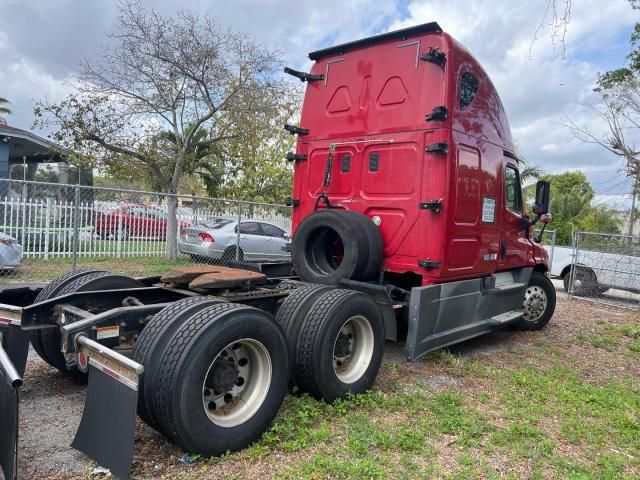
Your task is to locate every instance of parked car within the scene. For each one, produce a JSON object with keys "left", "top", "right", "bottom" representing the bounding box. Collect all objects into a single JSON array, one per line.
[
  {"left": 0, "top": 233, "right": 22, "bottom": 269},
  {"left": 548, "top": 245, "right": 640, "bottom": 296},
  {"left": 95, "top": 204, "right": 190, "bottom": 240},
  {"left": 178, "top": 218, "right": 291, "bottom": 263}
]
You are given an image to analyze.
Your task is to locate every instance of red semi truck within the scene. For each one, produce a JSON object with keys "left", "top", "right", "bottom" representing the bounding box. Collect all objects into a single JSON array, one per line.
[{"left": 0, "top": 22, "right": 555, "bottom": 479}]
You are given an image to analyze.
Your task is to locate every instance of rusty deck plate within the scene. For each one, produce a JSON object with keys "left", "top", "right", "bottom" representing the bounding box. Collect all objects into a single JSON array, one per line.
[
  {"left": 188, "top": 269, "right": 267, "bottom": 290},
  {"left": 161, "top": 265, "right": 240, "bottom": 285}
]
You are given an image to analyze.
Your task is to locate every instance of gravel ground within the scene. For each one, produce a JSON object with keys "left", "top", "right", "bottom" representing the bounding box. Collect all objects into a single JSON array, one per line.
[{"left": 9, "top": 283, "right": 639, "bottom": 479}]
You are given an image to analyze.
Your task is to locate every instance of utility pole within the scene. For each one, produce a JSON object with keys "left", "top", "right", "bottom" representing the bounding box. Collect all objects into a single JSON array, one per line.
[{"left": 629, "top": 175, "right": 639, "bottom": 236}]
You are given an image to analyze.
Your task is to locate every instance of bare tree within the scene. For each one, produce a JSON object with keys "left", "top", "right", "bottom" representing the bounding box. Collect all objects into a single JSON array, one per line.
[
  {"left": 530, "top": 0, "right": 572, "bottom": 59},
  {"left": 34, "top": 0, "right": 283, "bottom": 258},
  {"left": 566, "top": 86, "right": 640, "bottom": 176},
  {"left": 566, "top": 82, "right": 640, "bottom": 234}
]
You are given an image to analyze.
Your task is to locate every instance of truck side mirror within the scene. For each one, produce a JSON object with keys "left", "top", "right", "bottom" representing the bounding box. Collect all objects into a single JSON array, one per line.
[{"left": 532, "top": 180, "right": 550, "bottom": 215}]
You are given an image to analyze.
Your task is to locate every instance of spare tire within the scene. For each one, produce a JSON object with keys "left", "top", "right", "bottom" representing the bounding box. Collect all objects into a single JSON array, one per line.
[
  {"left": 345, "top": 211, "right": 383, "bottom": 281},
  {"left": 292, "top": 210, "right": 380, "bottom": 284}
]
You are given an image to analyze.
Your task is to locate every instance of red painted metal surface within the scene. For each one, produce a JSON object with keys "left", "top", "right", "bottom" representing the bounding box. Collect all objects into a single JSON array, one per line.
[{"left": 291, "top": 24, "right": 547, "bottom": 285}]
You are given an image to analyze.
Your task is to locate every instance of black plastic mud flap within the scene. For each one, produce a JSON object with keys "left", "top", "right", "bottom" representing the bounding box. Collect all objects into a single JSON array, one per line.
[
  {"left": 3, "top": 325, "right": 30, "bottom": 377},
  {"left": 0, "top": 304, "right": 29, "bottom": 377},
  {"left": 0, "top": 340, "right": 22, "bottom": 480},
  {"left": 70, "top": 335, "right": 143, "bottom": 480}
]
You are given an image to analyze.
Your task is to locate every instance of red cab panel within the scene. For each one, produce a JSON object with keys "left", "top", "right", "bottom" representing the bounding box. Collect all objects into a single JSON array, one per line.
[{"left": 292, "top": 23, "right": 545, "bottom": 285}]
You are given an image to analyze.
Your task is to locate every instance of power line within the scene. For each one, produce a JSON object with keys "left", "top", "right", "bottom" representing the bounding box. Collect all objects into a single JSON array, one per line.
[
  {"left": 592, "top": 172, "right": 626, "bottom": 187},
  {"left": 599, "top": 178, "right": 634, "bottom": 194}
]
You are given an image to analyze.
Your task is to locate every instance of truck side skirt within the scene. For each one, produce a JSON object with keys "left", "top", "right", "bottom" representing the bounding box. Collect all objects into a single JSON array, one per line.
[{"left": 406, "top": 267, "right": 532, "bottom": 361}]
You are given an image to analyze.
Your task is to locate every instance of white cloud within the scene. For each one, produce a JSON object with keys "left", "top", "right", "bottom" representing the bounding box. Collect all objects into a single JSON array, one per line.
[
  {"left": 0, "top": 0, "right": 638, "bottom": 195},
  {"left": 389, "top": 0, "right": 637, "bottom": 193}
]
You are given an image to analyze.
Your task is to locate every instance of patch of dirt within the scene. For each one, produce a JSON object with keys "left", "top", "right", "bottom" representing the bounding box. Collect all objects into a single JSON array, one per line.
[{"left": 18, "top": 349, "right": 87, "bottom": 480}]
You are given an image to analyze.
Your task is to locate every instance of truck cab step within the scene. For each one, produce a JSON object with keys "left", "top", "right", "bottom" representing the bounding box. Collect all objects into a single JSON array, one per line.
[
  {"left": 492, "top": 282, "right": 526, "bottom": 293},
  {"left": 487, "top": 310, "right": 523, "bottom": 326}
]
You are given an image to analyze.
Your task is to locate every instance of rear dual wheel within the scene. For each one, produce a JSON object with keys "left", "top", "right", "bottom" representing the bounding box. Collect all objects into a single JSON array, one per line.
[
  {"left": 133, "top": 295, "right": 227, "bottom": 429},
  {"left": 31, "top": 269, "right": 143, "bottom": 382},
  {"left": 139, "top": 302, "right": 289, "bottom": 456},
  {"left": 294, "top": 289, "right": 385, "bottom": 402},
  {"left": 274, "top": 283, "right": 333, "bottom": 385},
  {"left": 137, "top": 285, "right": 384, "bottom": 456},
  {"left": 30, "top": 268, "right": 105, "bottom": 364}
]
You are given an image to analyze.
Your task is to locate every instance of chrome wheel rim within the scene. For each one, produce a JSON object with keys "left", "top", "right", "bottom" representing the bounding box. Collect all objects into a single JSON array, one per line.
[
  {"left": 202, "top": 338, "right": 272, "bottom": 428},
  {"left": 333, "top": 315, "right": 374, "bottom": 384},
  {"left": 523, "top": 286, "right": 547, "bottom": 322}
]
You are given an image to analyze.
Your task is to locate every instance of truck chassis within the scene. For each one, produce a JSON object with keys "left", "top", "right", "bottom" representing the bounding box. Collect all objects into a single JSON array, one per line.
[{"left": 0, "top": 261, "right": 554, "bottom": 479}]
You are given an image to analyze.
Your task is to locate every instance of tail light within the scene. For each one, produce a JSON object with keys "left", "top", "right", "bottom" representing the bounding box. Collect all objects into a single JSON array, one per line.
[{"left": 199, "top": 232, "right": 214, "bottom": 243}]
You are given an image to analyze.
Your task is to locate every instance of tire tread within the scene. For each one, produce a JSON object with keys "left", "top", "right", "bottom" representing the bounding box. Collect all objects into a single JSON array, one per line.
[
  {"left": 39, "top": 271, "right": 114, "bottom": 373},
  {"left": 31, "top": 269, "right": 105, "bottom": 362},
  {"left": 274, "top": 284, "right": 332, "bottom": 384},
  {"left": 295, "top": 289, "right": 356, "bottom": 397},
  {"left": 153, "top": 302, "right": 247, "bottom": 441},
  {"left": 133, "top": 295, "right": 225, "bottom": 428}
]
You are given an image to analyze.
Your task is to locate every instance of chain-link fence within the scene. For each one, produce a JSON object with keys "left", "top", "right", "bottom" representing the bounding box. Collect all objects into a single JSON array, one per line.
[
  {"left": 565, "top": 231, "right": 640, "bottom": 309},
  {"left": 0, "top": 180, "right": 292, "bottom": 283}
]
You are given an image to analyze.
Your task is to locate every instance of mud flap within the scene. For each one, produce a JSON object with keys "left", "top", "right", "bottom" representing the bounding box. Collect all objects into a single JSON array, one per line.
[
  {"left": 0, "top": 304, "right": 28, "bottom": 377},
  {"left": 0, "top": 341, "right": 22, "bottom": 480},
  {"left": 3, "top": 325, "right": 30, "bottom": 377},
  {"left": 70, "top": 336, "right": 143, "bottom": 480}
]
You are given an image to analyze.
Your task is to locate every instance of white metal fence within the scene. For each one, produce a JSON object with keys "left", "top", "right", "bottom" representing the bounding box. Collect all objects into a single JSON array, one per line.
[
  {"left": 0, "top": 179, "right": 564, "bottom": 285},
  {"left": 0, "top": 180, "right": 292, "bottom": 282}
]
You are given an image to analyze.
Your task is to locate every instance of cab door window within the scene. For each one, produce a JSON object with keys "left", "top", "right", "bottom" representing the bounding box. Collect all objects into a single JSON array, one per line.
[{"left": 504, "top": 166, "right": 522, "bottom": 212}]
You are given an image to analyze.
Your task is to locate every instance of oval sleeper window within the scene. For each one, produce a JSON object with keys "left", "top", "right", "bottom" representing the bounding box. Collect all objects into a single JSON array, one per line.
[{"left": 460, "top": 72, "right": 479, "bottom": 110}]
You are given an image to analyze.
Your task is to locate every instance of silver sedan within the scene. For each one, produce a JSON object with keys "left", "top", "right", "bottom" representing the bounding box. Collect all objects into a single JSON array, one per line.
[
  {"left": 178, "top": 218, "right": 291, "bottom": 263},
  {"left": 0, "top": 233, "right": 23, "bottom": 269}
]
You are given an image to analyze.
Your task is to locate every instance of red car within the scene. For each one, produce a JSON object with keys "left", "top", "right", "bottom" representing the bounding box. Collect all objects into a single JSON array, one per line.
[{"left": 95, "top": 204, "right": 190, "bottom": 240}]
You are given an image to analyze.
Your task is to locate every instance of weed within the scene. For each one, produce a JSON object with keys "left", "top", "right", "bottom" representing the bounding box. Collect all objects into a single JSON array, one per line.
[{"left": 576, "top": 333, "right": 620, "bottom": 350}]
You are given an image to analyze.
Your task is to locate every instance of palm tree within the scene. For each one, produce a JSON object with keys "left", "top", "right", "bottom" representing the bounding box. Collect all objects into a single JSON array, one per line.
[
  {"left": 513, "top": 143, "right": 542, "bottom": 184},
  {"left": 0, "top": 97, "right": 11, "bottom": 125},
  {"left": 520, "top": 161, "right": 543, "bottom": 183}
]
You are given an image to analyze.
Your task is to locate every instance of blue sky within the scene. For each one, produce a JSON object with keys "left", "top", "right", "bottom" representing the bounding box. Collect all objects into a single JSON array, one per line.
[{"left": 0, "top": 0, "right": 638, "bottom": 206}]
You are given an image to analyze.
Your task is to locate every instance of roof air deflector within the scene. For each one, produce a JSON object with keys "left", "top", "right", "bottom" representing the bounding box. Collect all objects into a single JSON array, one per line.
[{"left": 308, "top": 22, "right": 443, "bottom": 61}]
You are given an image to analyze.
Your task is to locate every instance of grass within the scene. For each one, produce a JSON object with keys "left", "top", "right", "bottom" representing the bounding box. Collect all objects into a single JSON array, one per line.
[
  {"left": 169, "top": 300, "right": 640, "bottom": 480},
  {"left": 288, "top": 369, "right": 632, "bottom": 478},
  {"left": 1, "top": 254, "right": 194, "bottom": 282},
  {"left": 231, "top": 358, "right": 638, "bottom": 479}
]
